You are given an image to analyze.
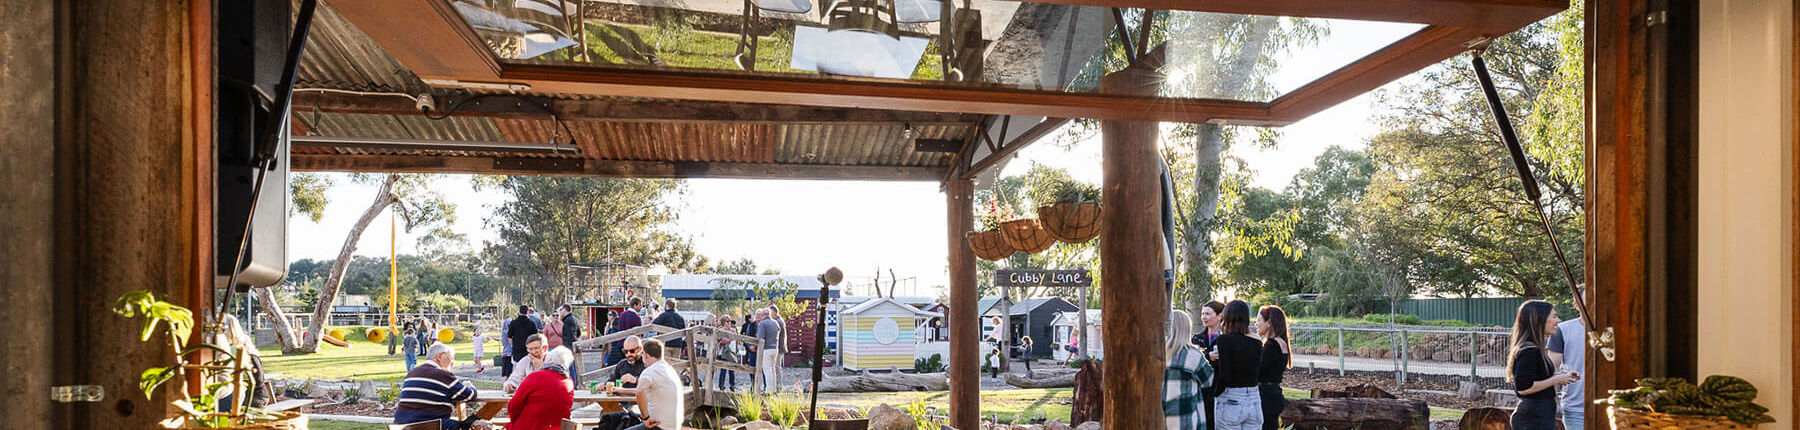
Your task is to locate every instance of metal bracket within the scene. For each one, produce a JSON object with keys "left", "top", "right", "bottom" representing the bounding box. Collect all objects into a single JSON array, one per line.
[
  {"left": 1590, "top": 326, "right": 1618, "bottom": 362},
  {"left": 51, "top": 385, "right": 105, "bottom": 403},
  {"left": 1645, "top": 10, "right": 1668, "bottom": 27}
]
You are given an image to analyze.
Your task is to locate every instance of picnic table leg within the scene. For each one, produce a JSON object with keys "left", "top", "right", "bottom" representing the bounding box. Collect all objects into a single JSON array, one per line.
[{"left": 475, "top": 401, "right": 507, "bottom": 420}]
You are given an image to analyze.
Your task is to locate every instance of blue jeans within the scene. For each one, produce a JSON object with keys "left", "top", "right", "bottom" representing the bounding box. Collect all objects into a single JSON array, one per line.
[
  {"left": 405, "top": 352, "right": 417, "bottom": 371},
  {"left": 1215, "top": 387, "right": 1264, "bottom": 430},
  {"left": 1562, "top": 410, "right": 1584, "bottom": 430}
]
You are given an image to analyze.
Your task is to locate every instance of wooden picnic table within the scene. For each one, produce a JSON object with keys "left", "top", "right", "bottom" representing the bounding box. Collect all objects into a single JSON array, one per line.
[{"left": 469, "top": 388, "right": 634, "bottom": 420}]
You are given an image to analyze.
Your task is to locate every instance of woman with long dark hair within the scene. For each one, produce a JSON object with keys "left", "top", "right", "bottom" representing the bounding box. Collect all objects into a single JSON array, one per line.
[
  {"left": 1192, "top": 300, "right": 1226, "bottom": 430},
  {"left": 1255, "top": 305, "right": 1290, "bottom": 430},
  {"left": 1508, "top": 300, "right": 1579, "bottom": 429},
  {"left": 1211, "top": 300, "right": 1263, "bottom": 430}
]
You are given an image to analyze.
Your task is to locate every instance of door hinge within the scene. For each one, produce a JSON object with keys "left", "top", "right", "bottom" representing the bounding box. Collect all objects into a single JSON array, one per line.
[{"left": 51, "top": 385, "right": 105, "bottom": 403}]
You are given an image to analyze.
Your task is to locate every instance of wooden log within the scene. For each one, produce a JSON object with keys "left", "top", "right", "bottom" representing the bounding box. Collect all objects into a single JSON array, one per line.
[
  {"left": 1097, "top": 62, "right": 1169, "bottom": 430},
  {"left": 1312, "top": 383, "right": 1398, "bottom": 399},
  {"left": 1004, "top": 369, "right": 1078, "bottom": 388},
  {"left": 815, "top": 372, "right": 950, "bottom": 392},
  {"left": 1278, "top": 398, "right": 1431, "bottom": 430}
]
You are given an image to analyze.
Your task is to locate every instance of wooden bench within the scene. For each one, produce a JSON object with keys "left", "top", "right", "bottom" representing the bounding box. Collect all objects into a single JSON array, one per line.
[{"left": 264, "top": 398, "right": 316, "bottom": 413}]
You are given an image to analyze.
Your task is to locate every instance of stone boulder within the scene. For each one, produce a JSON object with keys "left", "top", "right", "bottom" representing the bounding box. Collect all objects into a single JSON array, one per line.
[
  {"left": 739, "top": 420, "right": 783, "bottom": 430},
  {"left": 1042, "top": 419, "right": 1069, "bottom": 430},
  {"left": 1073, "top": 422, "right": 1101, "bottom": 430},
  {"left": 866, "top": 404, "right": 914, "bottom": 430}
]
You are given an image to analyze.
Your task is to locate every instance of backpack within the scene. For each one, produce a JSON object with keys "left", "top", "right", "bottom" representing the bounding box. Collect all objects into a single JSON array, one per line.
[{"left": 595, "top": 410, "right": 643, "bottom": 430}]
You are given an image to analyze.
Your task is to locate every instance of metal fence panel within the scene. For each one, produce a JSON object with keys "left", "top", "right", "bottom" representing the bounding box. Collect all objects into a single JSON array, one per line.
[{"left": 1399, "top": 297, "right": 1536, "bottom": 326}]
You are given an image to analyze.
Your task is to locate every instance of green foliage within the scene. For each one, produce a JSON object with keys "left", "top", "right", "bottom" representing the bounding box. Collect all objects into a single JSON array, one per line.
[
  {"left": 1599, "top": 376, "right": 1775, "bottom": 426},
  {"left": 1025, "top": 169, "right": 1100, "bottom": 206},
  {"left": 914, "top": 353, "right": 946, "bottom": 373},
  {"left": 115, "top": 290, "right": 274, "bottom": 427},
  {"left": 765, "top": 394, "right": 804, "bottom": 428},
  {"left": 1361, "top": 313, "right": 1424, "bottom": 326},
  {"left": 732, "top": 392, "right": 765, "bottom": 423},
  {"left": 378, "top": 378, "right": 403, "bottom": 403},
  {"left": 289, "top": 173, "right": 333, "bottom": 223},
  {"left": 478, "top": 176, "right": 693, "bottom": 309},
  {"left": 973, "top": 163, "right": 1102, "bottom": 303},
  {"left": 903, "top": 399, "right": 941, "bottom": 429}
]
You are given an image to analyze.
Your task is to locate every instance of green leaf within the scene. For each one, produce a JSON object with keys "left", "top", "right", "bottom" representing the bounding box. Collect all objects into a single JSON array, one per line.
[
  {"left": 170, "top": 399, "right": 205, "bottom": 417},
  {"left": 139, "top": 366, "right": 177, "bottom": 400},
  {"left": 1700, "top": 375, "right": 1758, "bottom": 403}
]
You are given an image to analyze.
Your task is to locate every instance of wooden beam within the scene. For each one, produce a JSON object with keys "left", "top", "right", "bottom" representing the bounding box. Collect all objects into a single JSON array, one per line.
[
  {"left": 290, "top": 153, "right": 947, "bottom": 181},
  {"left": 1267, "top": 25, "right": 1490, "bottom": 125},
  {"left": 944, "top": 178, "right": 980, "bottom": 430},
  {"left": 289, "top": 91, "right": 982, "bottom": 125},
  {"left": 502, "top": 63, "right": 1272, "bottom": 124},
  {"left": 963, "top": 117, "right": 1072, "bottom": 179},
  {"left": 1096, "top": 64, "right": 1167, "bottom": 430},
  {"left": 1001, "top": 0, "right": 1564, "bottom": 30}
]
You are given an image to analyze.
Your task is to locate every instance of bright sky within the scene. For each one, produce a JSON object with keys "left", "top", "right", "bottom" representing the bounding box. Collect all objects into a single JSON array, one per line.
[{"left": 286, "top": 19, "right": 1422, "bottom": 297}]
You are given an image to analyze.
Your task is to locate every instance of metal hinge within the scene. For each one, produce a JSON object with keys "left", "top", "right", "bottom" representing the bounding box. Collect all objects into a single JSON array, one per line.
[
  {"left": 1645, "top": 10, "right": 1669, "bottom": 27},
  {"left": 51, "top": 385, "right": 105, "bottom": 403}
]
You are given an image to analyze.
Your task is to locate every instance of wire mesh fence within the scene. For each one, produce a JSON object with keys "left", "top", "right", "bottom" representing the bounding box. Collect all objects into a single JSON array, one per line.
[{"left": 1289, "top": 324, "right": 1513, "bottom": 384}]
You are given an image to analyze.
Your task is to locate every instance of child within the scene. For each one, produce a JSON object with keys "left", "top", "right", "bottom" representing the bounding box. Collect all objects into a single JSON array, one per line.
[{"left": 472, "top": 330, "right": 489, "bottom": 373}]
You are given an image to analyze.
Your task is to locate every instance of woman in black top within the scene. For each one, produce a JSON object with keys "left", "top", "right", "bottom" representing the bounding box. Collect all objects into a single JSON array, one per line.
[
  {"left": 1255, "top": 305, "right": 1291, "bottom": 430},
  {"left": 1507, "top": 300, "right": 1579, "bottom": 430},
  {"left": 1211, "top": 300, "right": 1265, "bottom": 429},
  {"left": 1193, "top": 301, "right": 1226, "bottom": 430}
]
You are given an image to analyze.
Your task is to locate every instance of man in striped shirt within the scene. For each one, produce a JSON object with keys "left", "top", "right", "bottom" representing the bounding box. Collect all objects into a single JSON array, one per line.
[{"left": 394, "top": 342, "right": 482, "bottom": 429}]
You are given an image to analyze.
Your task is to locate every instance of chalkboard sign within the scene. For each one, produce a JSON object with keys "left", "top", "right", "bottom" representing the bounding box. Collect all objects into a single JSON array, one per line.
[{"left": 994, "top": 269, "right": 1092, "bottom": 287}]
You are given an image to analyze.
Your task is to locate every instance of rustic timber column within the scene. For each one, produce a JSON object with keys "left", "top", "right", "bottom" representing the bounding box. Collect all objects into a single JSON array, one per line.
[
  {"left": 42, "top": 0, "right": 210, "bottom": 428},
  {"left": 1097, "top": 64, "right": 1168, "bottom": 430},
  {"left": 0, "top": 0, "right": 57, "bottom": 425},
  {"left": 945, "top": 178, "right": 980, "bottom": 430}
]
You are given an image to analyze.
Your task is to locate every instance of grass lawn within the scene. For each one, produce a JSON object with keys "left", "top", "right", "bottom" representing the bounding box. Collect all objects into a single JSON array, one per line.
[
  {"left": 817, "top": 387, "right": 1462, "bottom": 423},
  {"left": 261, "top": 331, "right": 483, "bottom": 383},
  {"left": 306, "top": 420, "right": 385, "bottom": 430}
]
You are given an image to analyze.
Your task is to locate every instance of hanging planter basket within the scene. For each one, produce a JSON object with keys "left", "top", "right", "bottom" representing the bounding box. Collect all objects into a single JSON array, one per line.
[
  {"left": 1037, "top": 202, "right": 1102, "bottom": 243},
  {"left": 967, "top": 229, "right": 1015, "bottom": 261},
  {"left": 999, "top": 218, "right": 1057, "bottom": 254}
]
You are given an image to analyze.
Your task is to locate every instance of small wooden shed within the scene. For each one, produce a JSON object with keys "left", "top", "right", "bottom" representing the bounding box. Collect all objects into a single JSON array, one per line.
[{"left": 839, "top": 298, "right": 941, "bottom": 371}]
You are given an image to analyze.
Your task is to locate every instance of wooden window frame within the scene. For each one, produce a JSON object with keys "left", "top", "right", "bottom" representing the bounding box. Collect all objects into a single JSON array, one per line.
[{"left": 319, "top": 0, "right": 1563, "bottom": 124}]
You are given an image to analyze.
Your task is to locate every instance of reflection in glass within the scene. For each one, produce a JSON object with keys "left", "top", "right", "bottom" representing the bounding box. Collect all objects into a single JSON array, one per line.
[{"left": 453, "top": 0, "right": 580, "bottom": 60}]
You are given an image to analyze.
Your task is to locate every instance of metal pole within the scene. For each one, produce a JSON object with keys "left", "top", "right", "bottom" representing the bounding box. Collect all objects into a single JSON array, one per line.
[
  {"left": 1337, "top": 327, "right": 1346, "bottom": 376},
  {"left": 1000, "top": 285, "right": 1011, "bottom": 374},
  {"left": 1470, "top": 332, "right": 1479, "bottom": 382},
  {"left": 1400, "top": 329, "right": 1409, "bottom": 386}
]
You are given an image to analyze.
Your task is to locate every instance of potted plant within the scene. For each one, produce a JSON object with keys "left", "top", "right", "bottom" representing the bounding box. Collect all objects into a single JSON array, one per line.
[
  {"left": 999, "top": 218, "right": 1057, "bottom": 254},
  {"left": 1598, "top": 375, "right": 1775, "bottom": 429},
  {"left": 114, "top": 290, "right": 306, "bottom": 429},
  {"left": 967, "top": 196, "right": 1018, "bottom": 261},
  {"left": 1032, "top": 177, "right": 1101, "bottom": 244}
]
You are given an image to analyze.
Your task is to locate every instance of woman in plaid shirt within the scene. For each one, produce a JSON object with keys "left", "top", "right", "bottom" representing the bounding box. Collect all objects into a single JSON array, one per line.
[{"left": 1165, "top": 310, "right": 1215, "bottom": 430}]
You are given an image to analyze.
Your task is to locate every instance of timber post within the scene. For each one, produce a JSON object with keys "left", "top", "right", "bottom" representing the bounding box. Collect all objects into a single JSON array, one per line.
[
  {"left": 946, "top": 178, "right": 980, "bottom": 430},
  {"left": 1096, "top": 63, "right": 1169, "bottom": 430}
]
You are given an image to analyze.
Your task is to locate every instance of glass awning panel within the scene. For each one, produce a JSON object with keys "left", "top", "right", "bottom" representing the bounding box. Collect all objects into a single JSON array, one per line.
[{"left": 444, "top": 0, "right": 1423, "bottom": 102}]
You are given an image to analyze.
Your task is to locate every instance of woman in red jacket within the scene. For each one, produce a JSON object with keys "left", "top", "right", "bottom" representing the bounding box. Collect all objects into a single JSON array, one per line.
[{"left": 506, "top": 346, "right": 576, "bottom": 430}]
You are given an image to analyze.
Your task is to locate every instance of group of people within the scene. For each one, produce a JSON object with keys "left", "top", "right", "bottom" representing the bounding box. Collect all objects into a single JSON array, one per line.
[
  {"left": 392, "top": 302, "right": 690, "bottom": 430},
  {"left": 702, "top": 306, "right": 787, "bottom": 395},
  {"left": 1159, "top": 298, "right": 1588, "bottom": 430},
  {"left": 1162, "top": 300, "right": 1292, "bottom": 430}
]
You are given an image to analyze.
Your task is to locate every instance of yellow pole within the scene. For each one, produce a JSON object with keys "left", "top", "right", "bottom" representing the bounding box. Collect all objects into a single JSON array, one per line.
[{"left": 389, "top": 210, "right": 397, "bottom": 333}]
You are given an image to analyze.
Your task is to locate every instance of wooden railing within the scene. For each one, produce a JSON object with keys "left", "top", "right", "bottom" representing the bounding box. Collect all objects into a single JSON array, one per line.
[{"left": 574, "top": 324, "right": 767, "bottom": 405}]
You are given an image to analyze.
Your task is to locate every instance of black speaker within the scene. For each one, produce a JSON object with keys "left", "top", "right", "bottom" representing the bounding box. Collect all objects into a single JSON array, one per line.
[{"left": 215, "top": 0, "right": 293, "bottom": 290}]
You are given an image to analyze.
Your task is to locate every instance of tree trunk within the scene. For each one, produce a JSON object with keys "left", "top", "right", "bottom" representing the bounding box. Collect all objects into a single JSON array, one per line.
[
  {"left": 1178, "top": 16, "right": 1278, "bottom": 333},
  {"left": 254, "top": 286, "right": 304, "bottom": 354},
  {"left": 298, "top": 175, "right": 397, "bottom": 353}
]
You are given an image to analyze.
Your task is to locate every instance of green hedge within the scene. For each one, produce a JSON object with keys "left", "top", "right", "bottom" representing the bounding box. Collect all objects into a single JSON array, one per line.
[{"left": 1361, "top": 313, "right": 1424, "bottom": 325}]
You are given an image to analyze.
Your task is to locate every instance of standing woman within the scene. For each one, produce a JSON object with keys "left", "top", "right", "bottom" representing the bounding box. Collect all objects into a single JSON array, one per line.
[
  {"left": 1508, "top": 300, "right": 1580, "bottom": 430},
  {"left": 1255, "top": 306, "right": 1291, "bottom": 430},
  {"left": 1211, "top": 300, "right": 1263, "bottom": 430},
  {"left": 1191, "top": 301, "right": 1227, "bottom": 430},
  {"left": 1164, "top": 310, "right": 1214, "bottom": 430}
]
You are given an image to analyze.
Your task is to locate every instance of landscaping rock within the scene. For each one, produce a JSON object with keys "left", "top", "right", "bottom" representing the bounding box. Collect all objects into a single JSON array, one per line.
[
  {"left": 739, "top": 420, "right": 782, "bottom": 430},
  {"left": 1042, "top": 419, "right": 1069, "bottom": 430},
  {"left": 1073, "top": 422, "right": 1100, "bottom": 430},
  {"left": 357, "top": 381, "right": 377, "bottom": 398},
  {"left": 1457, "top": 381, "right": 1483, "bottom": 399},
  {"left": 866, "top": 404, "right": 913, "bottom": 430}
]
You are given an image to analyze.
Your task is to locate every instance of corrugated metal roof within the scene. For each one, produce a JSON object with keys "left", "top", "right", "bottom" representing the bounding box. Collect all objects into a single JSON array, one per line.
[{"left": 291, "top": 2, "right": 973, "bottom": 174}]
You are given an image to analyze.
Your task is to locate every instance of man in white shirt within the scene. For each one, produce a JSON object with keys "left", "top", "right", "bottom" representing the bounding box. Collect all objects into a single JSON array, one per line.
[
  {"left": 503, "top": 334, "right": 548, "bottom": 393},
  {"left": 617, "top": 338, "right": 683, "bottom": 430}
]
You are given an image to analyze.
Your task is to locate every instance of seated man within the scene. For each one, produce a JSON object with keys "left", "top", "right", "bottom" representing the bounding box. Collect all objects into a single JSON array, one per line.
[
  {"left": 614, "top": 339, "right": 683, "bottom": 430},
  {"left": 605, "top": 336, "right": 648, "bottom": 394},
  {"left": 503, "top": 334, "right": 549, "bottom": 393},
  {"left": 394, "top": 342, "right": 482, "bottom": 429}
]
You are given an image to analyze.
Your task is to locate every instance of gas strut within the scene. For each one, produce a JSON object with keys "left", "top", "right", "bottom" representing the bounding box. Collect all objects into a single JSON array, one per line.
[{"left": 1470, "top": 54, "right": 1615, "bottom": 361}]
